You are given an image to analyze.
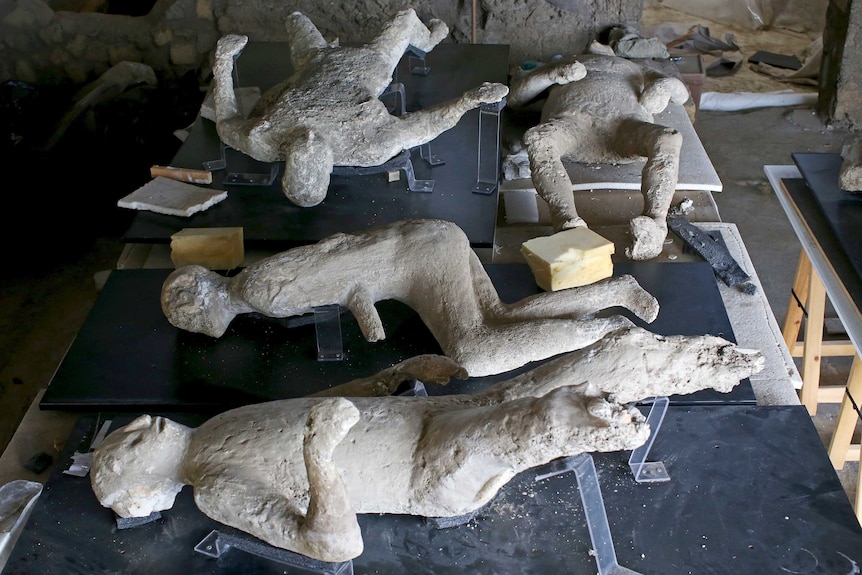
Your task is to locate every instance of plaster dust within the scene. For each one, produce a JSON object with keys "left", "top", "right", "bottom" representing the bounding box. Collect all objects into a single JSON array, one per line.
[
  {"left": 90, "top": 325, "right": 763, "bottom": 562},
  {"left": 211, "top": 9, "right": 508, "bottom": 208}
]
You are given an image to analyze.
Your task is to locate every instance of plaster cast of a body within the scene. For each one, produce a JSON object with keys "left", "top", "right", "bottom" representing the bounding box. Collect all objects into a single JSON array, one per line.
[
  {"left": 211, "top": 10, "right": 509, "bottom": 207},
  {"left": 91, "top": 326, "right": 764, "bottom": 562},
  {"left": 161, "top": 219, "right": 660, "bottom": 377},
  {"left": 507, "top": 47, "right": 691, "bottom": 260}
]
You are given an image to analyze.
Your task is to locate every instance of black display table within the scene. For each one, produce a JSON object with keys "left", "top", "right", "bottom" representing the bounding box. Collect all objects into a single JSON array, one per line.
[
  {"left": 781, "top": 177, "right": 862, "bottom": 316},
  {"left": 40, "top": 262, "right": 754, "bottom": 412},
  {"left": 121, "top": 43, "right": 510, "bottom": 250},
  {"left": 791, "top": 152, "right": 862, "bottom": 293},
  {"left": 4, "top": 405, "right": 859, "bottom": 574}
]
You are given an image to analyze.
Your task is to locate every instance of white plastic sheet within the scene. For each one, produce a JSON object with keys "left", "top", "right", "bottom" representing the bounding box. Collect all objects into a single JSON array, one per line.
[{"left": 699, "top": 90, "right": 818, "bottom": 111}]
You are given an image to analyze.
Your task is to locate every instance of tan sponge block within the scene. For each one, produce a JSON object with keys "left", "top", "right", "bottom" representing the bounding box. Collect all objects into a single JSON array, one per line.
[
  {"left": 170, "top": 227, "right": 244, "bottom": 270},
  {"left": 520, "top": 227, "right": 615, "bottom": 291}
]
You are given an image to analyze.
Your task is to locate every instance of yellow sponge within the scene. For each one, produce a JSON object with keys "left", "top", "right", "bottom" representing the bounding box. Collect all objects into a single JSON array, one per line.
[{"left": 521, "top": 227, "right": 615, "bottom": 291}]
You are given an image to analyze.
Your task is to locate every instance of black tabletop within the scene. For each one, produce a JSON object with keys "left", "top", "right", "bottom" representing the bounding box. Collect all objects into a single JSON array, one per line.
[
  {"left": 41, "top": 261, "right": 754, "bottom": 412},
  {"left": 4, "top": 404, "right": 858, "bottom": 574}
]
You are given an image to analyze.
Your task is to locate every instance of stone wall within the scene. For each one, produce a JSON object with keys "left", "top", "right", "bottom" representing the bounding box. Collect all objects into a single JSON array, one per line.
[
  {"left": 818, "top": 0, "right": 862, "bottom": 130},
  {"left": 0, "top": 0, "right": 642, "bottom": 86}
]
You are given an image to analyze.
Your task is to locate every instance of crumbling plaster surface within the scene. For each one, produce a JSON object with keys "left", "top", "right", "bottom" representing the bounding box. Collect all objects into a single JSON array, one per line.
[{"left": 0, "top": 0, "right": 642, "bottom": 85}]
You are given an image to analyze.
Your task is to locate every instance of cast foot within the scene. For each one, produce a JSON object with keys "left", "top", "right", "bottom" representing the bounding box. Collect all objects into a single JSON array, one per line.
[
  {"left": 465, "top": 82, "right": 509, "bottom": 106},
  {"left": 428, "top": 19, "right": 450, "bottom": 46},
  {"left": 626, "top": 215, "right": 667, "bottom": 260},
  {"left": 558, "top": 216, "right": 588, "bottom": 231},
  {"left": 216, "top": 34, "right": 249, "bottom": 62}
]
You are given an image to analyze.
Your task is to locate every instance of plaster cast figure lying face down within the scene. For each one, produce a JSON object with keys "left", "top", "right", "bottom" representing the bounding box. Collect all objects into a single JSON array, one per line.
[
  {"left": 91, "top": 326, "right": 764, "bottom": 562},
  {"left": 211, "top": 10, "right": 508, "bottom": 207},
  {"left": 507, "top": 47, "right": 690, "bottom": 260},
  {"left": 161, "top": 219, "right": 661, "bottom": 377}
]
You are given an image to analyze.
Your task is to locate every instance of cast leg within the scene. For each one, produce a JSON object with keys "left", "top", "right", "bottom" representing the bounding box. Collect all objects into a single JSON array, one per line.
[
  {"left": 280, "top": 127, "right": 334, "bottom": 207},
  {"left": 285, "top": 11, "right": 329, "bottom": 70},
  {"left": 478, "top": 326, "right": 764, "bottom": 404},
  {"left": 523, "top": 118, "right": 588, "bottom": 232},
  {"left": 498, "top": 274, "right": 659, "bottom": 323},
  {"left": 301, "top": 398, "right": 364, "bottom": 561},
  {"left": 212, "top": 34, "right": 251, "bottom": 124},
  {"left": 613, "top": 118, "right": 682, "bottom": 260},
  {"left": 449, "top": 315, "right": 637, "bottom": 377},
  {"left": 360, "top": 8, "right": 449, "bottom": 95}
]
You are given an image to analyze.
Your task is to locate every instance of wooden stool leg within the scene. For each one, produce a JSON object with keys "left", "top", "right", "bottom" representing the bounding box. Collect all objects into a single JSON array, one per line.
[
  {"left": 828, "top": 355, "right": 862, "bottom": 468},
  {"left": 783, "top": 251, "right": 811, "bottom": 352},
  {"left": 800, "top": 268, "right": 826, "bottom": 415},
  {"left": 856, "top": 457, "right": 862, "bottom": 524}
]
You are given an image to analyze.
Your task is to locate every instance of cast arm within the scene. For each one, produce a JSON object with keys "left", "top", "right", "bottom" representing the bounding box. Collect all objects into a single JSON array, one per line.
[
  {"left": 506, "top": 60, "right": 587, "bottom": 109},
  {"left": 639, "top": 72, "right": 690, "bottom": 114},
  {"left": 310, "top": 354, "right": 467, "bottom": 397},
  {"left": 345, "top": 284, "right": 385, "bottom": 341}
]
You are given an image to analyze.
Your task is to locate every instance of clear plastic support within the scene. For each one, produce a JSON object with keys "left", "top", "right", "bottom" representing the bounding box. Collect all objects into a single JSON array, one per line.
[
  {"left": 396, "top": 379, "right": 428, "bottom": 397},
  {"left": 406, "top": 45, "right": 430, "bottom": 76},
  {"left": 314, "top": 305, "right": 344, "bottom": 361},
  {"left": 628, "top": 397, "right": 670, "bottom": 483},
  {"left": 194, "top": 528, "right": 354, "bottom": 575},
  {"left": 380, "top": 82, "right": 406, "bottom": 116},
  {"left": 223, "top": 161, "right": 279, "bottom": 186},
  {"left": 473, "top": 99, "right": 506, "bottom": 194},
  {"left": 419, "top": 142, "right": 444, "bottom": 167},
  {"left": 536, "top": 454, "right": 643, "bottom": 575},
  {"left": 202, "top": 142, "right": 279, "bottom": 186}
]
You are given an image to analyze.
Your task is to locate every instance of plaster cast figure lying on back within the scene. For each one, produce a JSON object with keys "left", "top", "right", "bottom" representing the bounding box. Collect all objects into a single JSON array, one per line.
[
  {"left": 91, "top": 326, "right": 764, "bottom": 563},
  {"left": 507, "top": 43, "right": 690, "bottom": 260},
  {"left": 161, "top": 219, "right": 661, "bottom": 377},
  {"left": 211, "top": 10, "right": 508, "bottom": 207}
]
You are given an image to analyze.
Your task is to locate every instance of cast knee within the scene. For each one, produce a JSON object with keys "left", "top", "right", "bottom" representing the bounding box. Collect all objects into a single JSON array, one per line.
[{"left": 282, "top": 127, "right": 334, "bottom": 207}]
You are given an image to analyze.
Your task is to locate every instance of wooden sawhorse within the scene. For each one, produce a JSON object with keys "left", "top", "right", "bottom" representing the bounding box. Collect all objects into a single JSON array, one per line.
[{"left": 783, "top": 250, "right": 861, "bottom": 520}]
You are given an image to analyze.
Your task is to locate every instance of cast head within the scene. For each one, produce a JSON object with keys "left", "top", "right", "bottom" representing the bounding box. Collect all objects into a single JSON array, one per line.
[
  {"left": 91, "top": 415, "right": 191, "bottom": 518},
  {"left": 161, "top": 265, "right": 236, "bottom": 337}
]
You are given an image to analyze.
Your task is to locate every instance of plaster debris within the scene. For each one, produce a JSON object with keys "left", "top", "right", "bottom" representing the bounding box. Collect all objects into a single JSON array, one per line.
[{"left": 117, "top": 176, "right": 227, "bottom": 217}]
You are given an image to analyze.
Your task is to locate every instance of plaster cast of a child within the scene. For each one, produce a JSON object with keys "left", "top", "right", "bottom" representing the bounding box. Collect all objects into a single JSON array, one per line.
[
  {"left": 161, "top": 219, "right": 661, "bottom": 377},
  {"left": 212, "top": 10, "right": 508, "bottom": 207},
  {"left": 507, "top": 45, "right": 690, "bottom": 260}
]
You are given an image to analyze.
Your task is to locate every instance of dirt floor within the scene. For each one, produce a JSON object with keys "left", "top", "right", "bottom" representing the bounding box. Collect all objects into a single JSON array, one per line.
[{"left": 642, "top": 3, "right": 821, "bottom": 95}]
